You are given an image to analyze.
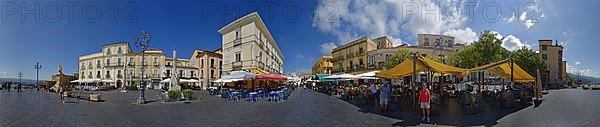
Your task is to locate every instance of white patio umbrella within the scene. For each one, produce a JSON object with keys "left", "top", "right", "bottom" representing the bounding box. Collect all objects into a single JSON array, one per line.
[
  {"left": 324, "top": 73, "right": 356, "bottom": 79},
  {"left": 355, "top": 71, "right": 380, "bottom": 79}
]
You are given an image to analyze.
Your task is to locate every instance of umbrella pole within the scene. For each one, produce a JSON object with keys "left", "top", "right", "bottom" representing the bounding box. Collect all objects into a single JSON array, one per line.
[{"left": 411, "top": 53, "right": 417, "bottom": 108}]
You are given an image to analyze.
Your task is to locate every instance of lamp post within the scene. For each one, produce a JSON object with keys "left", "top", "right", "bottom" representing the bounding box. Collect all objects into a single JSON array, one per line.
[
  {"left": 134, "top": 31, "right": 151, "bottom": 104},
  {"left": 34, "top": 62, "right": 42, "bottom": 91}
]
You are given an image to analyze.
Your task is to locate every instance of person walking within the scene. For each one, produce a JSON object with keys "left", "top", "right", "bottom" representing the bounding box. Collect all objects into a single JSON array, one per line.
[
  {"left": 369, "top": 84, "right": 378, "bottom": 107},
  {"left": 419, "top": 83, "right": 431, "bottom": 123},
  {"left": 59, "top": 86, "right": 65, "bottom": 103},
  {"left": 17, "top": 83, "right": 22, "bottom": 92},
  {"left": 379, "top": 82, "right": 391, "bottom": 112}
]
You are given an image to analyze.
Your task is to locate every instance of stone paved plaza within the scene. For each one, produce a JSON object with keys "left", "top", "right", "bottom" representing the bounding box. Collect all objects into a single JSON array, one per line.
[{"left": 1, "top": 88, "right": 599, "bottom": 127}]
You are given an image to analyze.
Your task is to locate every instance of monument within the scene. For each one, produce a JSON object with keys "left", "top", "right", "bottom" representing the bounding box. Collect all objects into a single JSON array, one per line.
[{"left": 51, "top": 64, "right": 77, "bottom": 92}]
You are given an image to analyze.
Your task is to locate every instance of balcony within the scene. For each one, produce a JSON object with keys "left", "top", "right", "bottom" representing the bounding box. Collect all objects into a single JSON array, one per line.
[
  {"left": 128, "top": 62, "right": 135, "bottom": 66},
  {"left": 233, "top": 38, "right": 242, "bottom": 46},
  {"left": 117, "top": 74, "right": 123, "bottom": 78},
  {"left": 232, "top": 61, "right": 242, "bottom": 67}
]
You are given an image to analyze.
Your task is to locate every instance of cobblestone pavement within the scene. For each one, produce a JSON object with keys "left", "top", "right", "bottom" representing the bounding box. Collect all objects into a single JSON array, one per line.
[{"left": 0, "top": 88, "right": 599, "bottom": 127}]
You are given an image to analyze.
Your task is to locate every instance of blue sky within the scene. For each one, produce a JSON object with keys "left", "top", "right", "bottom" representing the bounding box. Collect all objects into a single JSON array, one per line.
[{"left": 0, "top": 0, "right": 599, "bottom": 80}]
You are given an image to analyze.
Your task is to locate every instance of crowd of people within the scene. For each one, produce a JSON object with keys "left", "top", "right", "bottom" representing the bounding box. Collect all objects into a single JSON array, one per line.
[
  {"left": 306, "top": 79, "right": 537, "bottom": 123},
  {"left": 1, "top": 82, "right": 23, "bottom": 92}
]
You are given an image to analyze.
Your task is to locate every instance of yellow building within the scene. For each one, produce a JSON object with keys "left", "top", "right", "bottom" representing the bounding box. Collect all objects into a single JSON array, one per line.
[
  {"left": 332, "top": 36, "right": 393, "bottom": 74},
  {"left": 312, "top": 56, "right": 333, "bottom": 75},
  {"left": 190, "top": 48, "right": 223, "bottom": 90},
  {"left": 538, "top": 40, "right": 566, "bottom": 87},
  {"left": 367, "top": 45, "right": 458, "bottom": 70}
]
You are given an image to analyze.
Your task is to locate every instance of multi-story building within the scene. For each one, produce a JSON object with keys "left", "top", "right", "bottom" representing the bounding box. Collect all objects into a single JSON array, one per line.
[
  {"left": 367, "top": 45, "right": 458, "bottom": 71},
  {"left": 218, "top": 12, "right": 284, "bottom": 74},
  {"left": 331, "top": 36, "right": 393, "bottom": 74},
  {"left": 190, "top": 48, "right": 223, "bottom": 90},
  {"left": 165, "top": 57, "right": 198, "bottom": 85},
  {"left": 79, "top": 42, "right": 167, "bottom": 89},
  {"left": 312, "top": 56, "right": 333, "bottom": 75},
  {"left": 418, "top": 34, "right": 464, "bottom": 50},
  {"left": 79, "top": 42, "right": 202, "bottom": 89},
  {"left": 538, "top": 40, "right": 566, "bottom": 87}
]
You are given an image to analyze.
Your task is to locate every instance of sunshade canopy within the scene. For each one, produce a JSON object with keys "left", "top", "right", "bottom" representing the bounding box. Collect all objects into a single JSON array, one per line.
[
  {"left": 313, "top": 74, "right": 338, "bottom": 82},
  {"left": 256, "top": 73, "right": 287, "bottom": 81},
  {"left": 376, "top": 54, "right": 466, "bottom": 78},
  {"left": 221, "top": 71, "right": 256, "bottom": 80},
  {"left": 324, "top": 73, "right": 356, "bottom": 79},
  {"left": 462, "top": 59, "right": 535, "bottom": 82}
]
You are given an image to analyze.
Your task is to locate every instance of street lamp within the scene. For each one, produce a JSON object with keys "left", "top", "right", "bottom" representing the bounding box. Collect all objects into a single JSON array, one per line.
[
  {"left": 134, "top": 31, "right": 151, "bottom": 104},
  {"left": 34, "top": 62, "right": 42, "bottom": 91}
]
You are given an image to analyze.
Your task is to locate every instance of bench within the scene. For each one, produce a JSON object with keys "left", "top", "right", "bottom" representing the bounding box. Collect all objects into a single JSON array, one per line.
[{"left": 90, "top": 94, "right": 102, "bottom": 102}]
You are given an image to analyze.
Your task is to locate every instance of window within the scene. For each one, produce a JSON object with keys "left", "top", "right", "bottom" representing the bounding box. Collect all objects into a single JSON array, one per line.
[
  {"left": 200, "top": 59, "right": 204, "bottom": 68},
  {"left": 191, "top": 71, "right": 196, "bottom": 77},
  {"left": 235, "top": 52, "right": 241, "bottom": 62},
  {"left": 358, "top": 46, "right": 364, "bottom": 54},
  {"left": 166, "top": 70, "right": 171, "bottom": 77},
  {"left": 153, "top": 70, "right": 158, "bottom": 78},
  {"left": 97, "top": 60, "right": 101, "bottom": 67},
  {"left": 106, "top": 71, "right": 110, "bottom": 78},
  {"left": 153, "top": 57, "right": 158, "bottom": 65},
  {"left": 210, "top": 59, "right": 215, "bottom": 68},
  {"left": 541, "top": 45, "right": 547, "bottom": 50},
  {"left": 106, "top": 59, "right": 110, "bottom": 66},
  {"left": 81, "top": 72, "right": 85, "bottom": 79},
  {"left": 118, "top": 58, "right": 122, "bottom": 65},
  {"left": 117, "top": 70, "right": 122, "bottom": 78},
  {"left": 258, "top": 52, "right": 263, "bottom": 62},
  {"left": 210, "top": 70, "right": 214, "bottom": 78},
  {"left": 179, "top": 70, "right": 183, "bottom": 77},
  {"left": 219, "top": 60, "right": 222, "bottom": 69},
  {"left": 377, "top": 40, "right": 381, "bottom": 48},
  {"left": 201, "top": 70, "right": 204, "bottom": 77},
  {"left": 96, "top": 71, "right": 100, "bottom": 78},
  {"left": 424, "top": 38, "right": 430, "bottom": 46},
  {"left": 107, "top": 48, "right": 111, "bottom": 55},
  {"left": 542, "top": 54, "right": 548, "bottom": 61},
  {"left": 235, "top": 30, "right": 241, "bottom": 39},
  {"left": 118, "top": 47, "right": 122, "bottom": 54},
  {"left": 129, "top": 58, "right": 134, "bottom": 65}
]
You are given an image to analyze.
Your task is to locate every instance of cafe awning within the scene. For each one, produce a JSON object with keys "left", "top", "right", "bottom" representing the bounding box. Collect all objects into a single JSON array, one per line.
[
  {"left": 324, "top": 73, "right": 356, "bottom": 79},
  {"left": 256, "top": 72, "right": 287, "bottom": 81},
  {"left": 251, "top": 68, "right": 269, "bottom": 75},
  {"left": 313, "top": 74, "right": 338, "bottom": 82},
  {"left": 462, "top": 59, "right": 535, "bottom": 82},
  {"left": 376, "top": 54, "right": 466, "bottom": 78}
]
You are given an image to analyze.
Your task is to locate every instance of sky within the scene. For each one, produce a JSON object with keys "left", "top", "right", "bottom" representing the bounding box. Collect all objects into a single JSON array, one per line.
[{"left": 0, "top": 0, "right": 599, "bottom": 80}]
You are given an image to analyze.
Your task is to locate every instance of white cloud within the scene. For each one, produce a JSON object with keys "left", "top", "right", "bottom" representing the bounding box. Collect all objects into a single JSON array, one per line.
[
  {"left": 501, "top": 35, "right": 531, "bottom": 51},
  {"left": 575, "top": 61, "right": 581, "bottom": 66},
  {"left": 294, "top": 53, "right": 305, "bottom": 59},
  {"left": 491, "top": 31, "right": 504, "bottom": 40},
  {"left": 313, "top": 0, "right": 473, "bottom": 45},
  {"left": 518, "top": 1, "right": 544, "bottom": 30},
  {"left": 443, "top": 27, "right": 478, "bottom": 45},
  {"left": 319, "top": 42, "right": 337, "bottom": 55},
  {"left": 504, "top": 13, "right": 516, "bottom": 23},
  {"left": 567, "top": 63, "right": 600, "bottom": 78}
]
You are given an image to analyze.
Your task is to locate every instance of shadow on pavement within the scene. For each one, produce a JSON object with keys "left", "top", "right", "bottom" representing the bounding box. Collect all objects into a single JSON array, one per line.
[{"left": 336, "top": 95, "right": 538, "bottom": 126}]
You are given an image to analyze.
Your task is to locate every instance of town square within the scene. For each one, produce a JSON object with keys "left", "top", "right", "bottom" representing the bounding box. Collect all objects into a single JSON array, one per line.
[{"left": 1, "top": 0, "right": 600, "bottom": 127}]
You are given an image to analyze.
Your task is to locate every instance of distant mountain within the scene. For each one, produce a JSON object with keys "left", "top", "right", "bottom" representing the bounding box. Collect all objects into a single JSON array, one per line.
[
  {"left": 0, "top": 78, "right": 39, "bottom": 85},
  {"left": 568, "top": 73, "right": 600, "bottom": 82}
]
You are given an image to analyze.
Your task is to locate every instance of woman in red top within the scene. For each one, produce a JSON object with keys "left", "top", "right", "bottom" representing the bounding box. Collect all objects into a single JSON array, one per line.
[{"left": 419, "top": 83, "right": 431, "bottom": 122}]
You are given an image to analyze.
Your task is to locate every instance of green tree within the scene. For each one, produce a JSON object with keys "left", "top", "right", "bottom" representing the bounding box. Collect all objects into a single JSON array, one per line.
[
  {"left": 448, "top": 30, "right": 510, "bottom": 68},
  {"left": 384, "top": 49, "right": 412, "bottom": 70},
  {"left": 511, "top": 47, "right": 547, "bottom": 76}
]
